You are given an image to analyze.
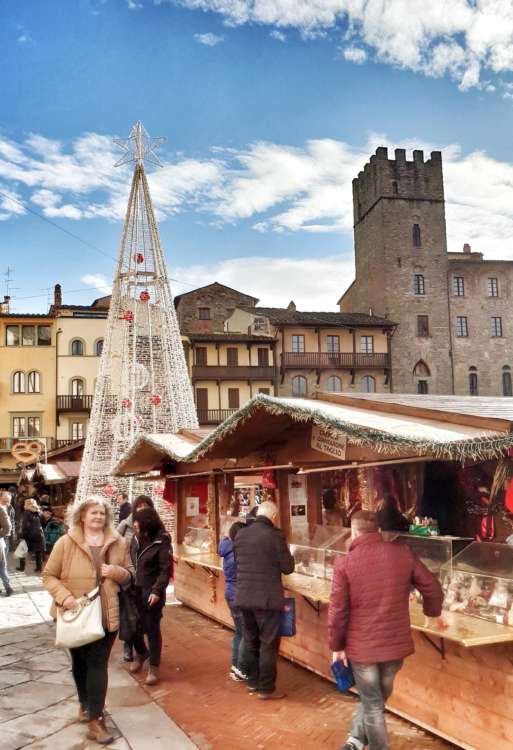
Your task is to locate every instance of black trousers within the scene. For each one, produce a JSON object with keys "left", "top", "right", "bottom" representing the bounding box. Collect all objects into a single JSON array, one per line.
[
  {"left": 18, "top": 551, "right": 43, "bottom": 572},
  {"left": 240, "top": 608, "right": 281, "bottom": 693},
  {"left": 132, "top": 598, "right": 164, "bottom": 666},
  {"left": 70, "top": 631, "right": 117, "bottom": 720}
]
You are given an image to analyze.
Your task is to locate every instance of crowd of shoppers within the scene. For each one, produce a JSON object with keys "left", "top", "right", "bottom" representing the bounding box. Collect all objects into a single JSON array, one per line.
[{"left": 1, "top": 482, "right": 443, "bottom": 749}]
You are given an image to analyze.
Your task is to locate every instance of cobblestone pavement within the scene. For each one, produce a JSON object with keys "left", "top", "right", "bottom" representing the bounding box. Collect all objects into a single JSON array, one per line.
[{"left": 0, "top": 560, "right": 197, "bottom": 750}]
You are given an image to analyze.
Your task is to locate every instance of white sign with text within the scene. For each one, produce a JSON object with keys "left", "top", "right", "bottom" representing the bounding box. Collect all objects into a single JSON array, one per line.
[{"left": 311, "top": 425, "right": 347, "bottom": 459}]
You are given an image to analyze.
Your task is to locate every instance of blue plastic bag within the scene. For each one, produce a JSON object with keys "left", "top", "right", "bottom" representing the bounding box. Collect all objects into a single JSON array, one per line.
[
  {"left": 331, "top": 660, "right": 355, "bottom": 692},
  {"left": 279, "top": 597, "right": 296, "bottom": 637}
]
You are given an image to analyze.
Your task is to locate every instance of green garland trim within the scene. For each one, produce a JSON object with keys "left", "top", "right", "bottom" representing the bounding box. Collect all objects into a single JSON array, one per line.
[{"left": 184, "top": 394, "right": 513, "bottom": 464}]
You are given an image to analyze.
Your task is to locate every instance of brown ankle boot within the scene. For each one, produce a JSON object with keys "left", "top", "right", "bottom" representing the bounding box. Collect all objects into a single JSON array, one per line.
[
  {"left": 87, "top": 719, "right": 114, "bottom": 745},
  {"left": 78, "top": 706, "right": 88, "bottom": 723},
  {"left": 145, "top": 665, "right": 159, "bottom": 685},
  {"left": 129, "top": 652, "right": 148, "bottom": 674}
]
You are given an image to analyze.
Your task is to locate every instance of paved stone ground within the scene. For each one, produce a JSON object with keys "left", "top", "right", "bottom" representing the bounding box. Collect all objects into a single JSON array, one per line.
[{"left": 0, "top": 558, "right": 197, "bottom": 750}]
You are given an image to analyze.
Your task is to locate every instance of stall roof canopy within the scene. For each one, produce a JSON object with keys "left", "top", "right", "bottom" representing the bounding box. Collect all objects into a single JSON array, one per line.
[
  {"left": 24, "top": 463, "right": 68, "bottom": 485},
  {"left": 114, "top": 393, "right": 513, "bottom": 476}
]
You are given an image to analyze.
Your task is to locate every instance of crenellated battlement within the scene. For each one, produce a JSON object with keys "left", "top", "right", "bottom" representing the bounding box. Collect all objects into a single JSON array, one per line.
[{"left": 353, "top": 147, "right": 444, "bottom": 223}]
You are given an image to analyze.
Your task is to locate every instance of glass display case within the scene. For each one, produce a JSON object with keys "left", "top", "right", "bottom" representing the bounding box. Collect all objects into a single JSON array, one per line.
[
  {"left": 289, "top": 525, "right": 351, "bottom": 580},
  {"left": 385, "top": 534, "right": 472, "bottom": 579},
  {"left": 441, "top": 542, "right": 513, "bottom": 627},
  {"left": 182, "top": 519, "right": 211, "bottom": 554}
]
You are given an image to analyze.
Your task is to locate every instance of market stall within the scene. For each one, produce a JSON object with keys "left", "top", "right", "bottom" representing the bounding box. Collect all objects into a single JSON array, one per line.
[{"left": 114, "top": 392, "right": 513, "bottom": 750}]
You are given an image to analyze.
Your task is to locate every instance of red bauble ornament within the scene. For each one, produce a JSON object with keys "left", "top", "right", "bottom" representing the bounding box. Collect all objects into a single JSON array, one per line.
[
  {"left": 121, "top": 398, "right": 132, "bottom": 409},
  {"left": 140, "top": 290, "right": 150, "bottom": 302},
  {"left": 150, "top": 395, "right": 162, "bottom": 406},
  {"left": 122, "top": 310, "right": 133, "bottom": 322},
  {"left": 135, "top": 253, "right": 144, "bottom": 264},
  {"left": 104, "top": 484, "right": 117, "bottom": 497}
]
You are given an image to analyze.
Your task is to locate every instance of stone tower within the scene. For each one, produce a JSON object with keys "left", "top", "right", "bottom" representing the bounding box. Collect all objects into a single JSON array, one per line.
[{"left": 340, "top": 147, "right": 453, "bottom": 394}]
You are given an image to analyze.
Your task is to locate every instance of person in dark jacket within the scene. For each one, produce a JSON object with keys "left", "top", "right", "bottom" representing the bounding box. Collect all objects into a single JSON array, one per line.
[
  {"left": 0, "top": 491, "right": 16, "bottom": 555},
  {"left": 20, "top": 498, "right": 45, "bottom": 572},
  {"left": 328, "top": 511, "right": 444, "bottom": 750},
  {"left": 375, "top": 492, "right": 410, "bottom": 532},
  {"left": 233, "top": 500, "right": 295, "bottom": 700},
  {"left": 42, "top": 508, "right": 65, "bottom": 555},
  {"left": 129, "top": 507, "right": 173, "bottom": 686},
  {"left": 117, "top": 492, "right": 132, "bottom": 523},
  {"left": 219, "top": 520, "right": 247, "bottom": 681}
]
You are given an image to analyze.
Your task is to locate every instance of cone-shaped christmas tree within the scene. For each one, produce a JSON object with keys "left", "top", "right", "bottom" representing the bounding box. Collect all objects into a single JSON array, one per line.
[{"left": 75, "top": 122, "right": 198, "bottom": 508}]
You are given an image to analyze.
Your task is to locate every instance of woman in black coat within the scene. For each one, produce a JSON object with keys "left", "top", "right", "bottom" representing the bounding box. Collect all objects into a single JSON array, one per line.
[
  {"left": 20, "top": 498, "right": 45, "bottom": 572},
  {"left": 129, "top": 507, "right": 172, "bottom": 686}
]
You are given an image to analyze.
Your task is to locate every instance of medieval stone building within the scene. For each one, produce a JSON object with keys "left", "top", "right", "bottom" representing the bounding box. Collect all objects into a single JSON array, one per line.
[{"left": 339, "top": 147, "right": 513, "bottom": 397}]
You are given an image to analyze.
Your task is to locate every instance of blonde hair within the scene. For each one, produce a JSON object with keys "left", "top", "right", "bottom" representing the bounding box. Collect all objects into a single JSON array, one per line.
[{"left": 67, "top": 495, "right": 114, "bottom": 531}]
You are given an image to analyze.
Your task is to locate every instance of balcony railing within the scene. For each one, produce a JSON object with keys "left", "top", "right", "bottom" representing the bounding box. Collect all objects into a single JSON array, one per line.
[
  {"left": 0, "top": 437, "right": 56, "bottom": 452},
  {"left": 57, "top": 395, "right": 94, "bottom": 412},
  {"left": 192, "top": 366, "right": 275, "bottom": 381},
  {"left": 196, "top": 409, "right": 237, "bottom": 425},
  {"left": 56, "top": 438, "right": 85, "bottom": 448},
  {"left": 281, "top": 352, "right": 390, "bottom": 369}
]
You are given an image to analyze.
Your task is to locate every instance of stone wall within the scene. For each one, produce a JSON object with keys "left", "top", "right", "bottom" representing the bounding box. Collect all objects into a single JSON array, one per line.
[{"left": 175, "top": 283, "right": 257, "bottom": 334}]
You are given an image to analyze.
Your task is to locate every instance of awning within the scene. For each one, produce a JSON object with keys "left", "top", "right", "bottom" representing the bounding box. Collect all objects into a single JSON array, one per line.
[
  {"left": 53, "top": 461, "right": 82, "bottom": 478},
  {"left": 113, "top": 393, "right": 513, "bottom": 477},
  {"left": 25, "top": 464, "right": 68, "bottom": 485}
]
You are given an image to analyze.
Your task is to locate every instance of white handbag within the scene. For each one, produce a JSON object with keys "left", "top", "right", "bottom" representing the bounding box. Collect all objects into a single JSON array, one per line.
[
  {"left": 14, "top": 540, "right": 28, "bottom": 559},
  {"left": 55, "top": 585, "right": 105, "bottom": 649}
]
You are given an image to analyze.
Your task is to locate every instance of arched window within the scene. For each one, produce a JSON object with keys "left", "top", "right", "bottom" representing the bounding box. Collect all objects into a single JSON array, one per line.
[
  {"left": 70, "top": 378, "right": 85, "bottom": 396},
  {"left": 71, "top": 339, "right": 84, "bottom": 356},
  {"left": 361, "top": 375, "right": 376, "bottom": 393},
  {"left": 95, "top": 339, "right": 104, "bottom": 356},
  {"left": 469, "top": 367, "right": 478, "bottom": 396},
  {"left": 27, "top": 371, "right": 40, "bottom": 393},
  {"left": 12, "top": 371, "right": 25, "bottom": 393},
  {"left": 503, "top": 366, "right": 512, "bottom": 397},
  {"left": 413, "top": 360, "right": 430, "bottom": 377},
  {"left": 412, "top": 223, "right": 422, "bottom": 248},
  {"left": 291, "top": 375, "right": 307, "bottom": 397},
  {"left": 326, "top": 376, "right": 342, "bottom": 393}
]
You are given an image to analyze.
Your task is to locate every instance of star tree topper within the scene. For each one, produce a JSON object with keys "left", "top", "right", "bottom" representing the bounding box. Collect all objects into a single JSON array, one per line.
[{"left": 113, "top": 121, "right": 166, "bottom": 167}]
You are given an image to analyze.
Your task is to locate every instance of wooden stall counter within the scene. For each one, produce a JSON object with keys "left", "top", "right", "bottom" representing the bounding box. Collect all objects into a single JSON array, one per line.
[
  {"left": 174, "top": 544, "right": 223, "bottom": 572},
  {"left": 283, "top": 572, "right": 331, "bottom": 604},
  {"left": 410, "top": 600, "right": 513, "bottom": 648}
]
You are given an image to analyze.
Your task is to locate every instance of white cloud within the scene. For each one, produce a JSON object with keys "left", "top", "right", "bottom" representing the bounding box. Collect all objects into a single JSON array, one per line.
[
  {"left": 270, "top": 30, "right": 286, "bottom": 42},
  {"left": 177, "top": 0, "right": 513, "bottom": 90},
  {"left": 343, "top": 46, "right": 367, "bottom": 64},
  {"left": 81, "top": 274, "right": 112, "bottom": 296},
  {"left": 174, "top": 255, "right": 354, "bottom": 310},
  {"left": 194, "top": 32, "right": 224, "bottom": 46},
  {"left": 0, "top": 184, "right": 25, "bottom": 221}
]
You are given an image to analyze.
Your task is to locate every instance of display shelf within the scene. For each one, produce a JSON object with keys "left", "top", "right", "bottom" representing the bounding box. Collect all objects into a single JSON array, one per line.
[
  {"left": 409, "top": 600, "right": 513, "bottom": 647},
  {"left": 283, "top": 572, "right": 332, "bottom": 604},
  {"left": 174, "top": 545, "right": 223, "bottom": 571},
  {"left": 289, "top": 525, "right": 351, "bottom": 581},
  {"left": 385, "top": 534, "right": 472, "bottom": 578}
]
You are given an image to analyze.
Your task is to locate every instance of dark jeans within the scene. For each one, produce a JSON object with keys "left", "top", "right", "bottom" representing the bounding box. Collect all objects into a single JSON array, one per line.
[
  {"left": 18, "top": 552, "right": 43, "bottom": 572},
  {"left": 70, "top": 631, "right": 117, "bottom": 720},
  {"left": 240, "top": 607, "right": 281, "bottom": 693},
  {"left": 228, "top": 602, "right": 246, "bottom": 671},
  {"left": 132, "top": 599, "right": 164, "bottom": 666},
  {"left": 348, "top": 659, "right": 404, "bottom": 750},
  {"left": 0, "top": 542, "right": 11, "bottom": 592}
]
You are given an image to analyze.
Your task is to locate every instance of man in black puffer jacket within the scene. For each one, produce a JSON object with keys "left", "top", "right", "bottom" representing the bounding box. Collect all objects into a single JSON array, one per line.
[{"left": 233, "top": 501, "right": 294, "bottom": 699}]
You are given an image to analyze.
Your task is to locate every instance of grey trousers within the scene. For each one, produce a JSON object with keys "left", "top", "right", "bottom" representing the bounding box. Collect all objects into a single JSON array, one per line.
[
  {"left": 348, "top": 659, "right": 404, "bottom": 750},
  {"left": 0, "top": 540, "right": 11, "bottom": 592}
]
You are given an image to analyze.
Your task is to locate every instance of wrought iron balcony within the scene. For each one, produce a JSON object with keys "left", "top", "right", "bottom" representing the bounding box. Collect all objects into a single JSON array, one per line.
[
  {"left": 57, "top": 395, "right": 94, "bottom": 412},
  {"left": 281, "top": 352, "right": 390, "bottom": 369},
  {"left": 196, "top": 409, "right": 237, "bottom": 425},
  {"left": 192, "top": 366, "right": 275, "bottom": 381}
]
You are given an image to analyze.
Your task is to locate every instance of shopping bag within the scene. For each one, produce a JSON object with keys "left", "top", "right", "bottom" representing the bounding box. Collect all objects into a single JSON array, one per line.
[
  {"left": 331, "top": 660, "right": 355, "bottom": 693},
  {"left": 55, "top": 586, "right": 105, "bottom": 649},
  {"left": 118, "top": 587, "right": 142, "bottom": 642},
  {"left": 14, "top": 540, "right": 28, "bottom": 559},
  {"left": 279, "top": 597, "right": 296, "bottom": 637}
]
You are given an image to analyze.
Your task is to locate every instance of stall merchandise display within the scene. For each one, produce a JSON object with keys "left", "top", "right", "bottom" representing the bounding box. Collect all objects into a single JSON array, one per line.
[
  {"left": 441, "top": 542, "right": 513, "bottom": 626},
  {"left": 289, "top": 525, "right": 351, "bottom": 580}
]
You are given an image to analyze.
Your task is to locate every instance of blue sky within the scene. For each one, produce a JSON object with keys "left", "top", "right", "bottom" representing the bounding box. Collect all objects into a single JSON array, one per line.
[{"left": 2, "top": 0, "right": 513, "bottom": 312}]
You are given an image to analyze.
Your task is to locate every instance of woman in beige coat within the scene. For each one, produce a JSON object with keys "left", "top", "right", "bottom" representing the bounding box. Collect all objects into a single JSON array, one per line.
[{"left": 43, "top": 496, "right": 132, "bottom": 746}]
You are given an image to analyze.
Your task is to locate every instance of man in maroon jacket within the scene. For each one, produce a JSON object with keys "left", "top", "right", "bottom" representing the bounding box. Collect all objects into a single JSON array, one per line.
[{"left": 328, "top": 511, "right": 443, "bottom": 750}]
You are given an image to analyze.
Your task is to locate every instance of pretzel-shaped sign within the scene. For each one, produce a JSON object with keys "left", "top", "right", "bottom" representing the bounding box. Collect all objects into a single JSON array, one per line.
[{"left": 11, "top": 440, "right": 43, "bottom": 465}]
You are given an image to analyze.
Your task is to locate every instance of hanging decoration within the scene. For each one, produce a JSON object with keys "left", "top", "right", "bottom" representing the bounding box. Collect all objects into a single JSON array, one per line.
[{"left": 75, "top": 121, "right": 198, "bottom": 518}]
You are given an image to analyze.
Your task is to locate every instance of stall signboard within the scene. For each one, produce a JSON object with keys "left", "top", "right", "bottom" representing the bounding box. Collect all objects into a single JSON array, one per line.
[
  {"left": 311, "top": 425, "right": 347, "bottom": 459},
  {"left": 185, "top": 496, "right": 200, "bottom": 516}
]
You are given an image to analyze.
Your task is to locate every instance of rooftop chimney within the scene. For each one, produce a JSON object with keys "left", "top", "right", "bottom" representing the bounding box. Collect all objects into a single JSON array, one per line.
[
  {"left": 0, "top": 295, "right": 10, "bottom": 314},
  {"left": 287, "top": 300, "right": 296, "bottom": 311},
  {"left": 463, "top": 243, "right": 471, "bottom": 254},
  {"left": 54, "top": 283, "right": 62, "bottom": 308}
]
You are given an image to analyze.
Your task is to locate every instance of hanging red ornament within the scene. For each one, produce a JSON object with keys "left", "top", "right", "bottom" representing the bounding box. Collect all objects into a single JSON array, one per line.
[
  {"left": 121, "top": 398, "right": 132, "bottom": 409},
  {"left": 140, "top": 290, "right": 150, "bottom": 302},
  {"left": 150, "top": 395, "right": 162, "bottom": 406},
  {"left": 122, "top": 310, "right": 133, "bottom": 322},
  {"left": 135, "top": 252, "right": 144, "bottom": 264},
  {"left": 104, "top": 484, "right": 117, "bottom": 497}
]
